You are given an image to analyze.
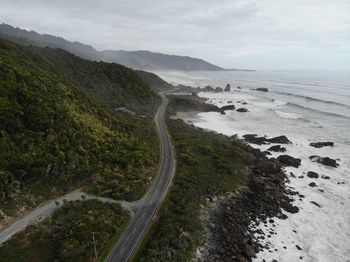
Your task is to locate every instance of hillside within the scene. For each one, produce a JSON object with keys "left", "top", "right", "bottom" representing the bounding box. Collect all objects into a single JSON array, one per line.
[
  {"left": 0, "top": 23, "right": 225, "bottom": 71},
  {"left": 0, "top": 38, "right": 160, "bottom": 220},
  {"left": 136, "top": 70, "right": 173, "bottom": 92}
]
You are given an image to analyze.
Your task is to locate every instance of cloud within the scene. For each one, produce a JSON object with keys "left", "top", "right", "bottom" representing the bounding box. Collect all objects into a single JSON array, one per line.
[{"left": 1, "top": 0, "right": 349, "bottom": 70}]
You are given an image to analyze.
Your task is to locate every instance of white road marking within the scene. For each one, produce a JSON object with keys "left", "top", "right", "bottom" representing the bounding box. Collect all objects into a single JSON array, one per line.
[{"left": 119, "top": 246, "right": 125, "bottom": 255}]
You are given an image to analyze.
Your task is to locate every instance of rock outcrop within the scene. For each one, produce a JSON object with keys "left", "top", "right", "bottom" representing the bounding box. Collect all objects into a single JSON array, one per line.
[
  {"left": 221, "top": 105, "right": 236, "bottom": 111},
  {"left": 309, "top": 142, "right": 334, "bottom": 148},
  {"left": 237, "top": 108, "right": 248, "bottom": 112},
  {"left": 202, "top": 85, "right": 215, "bottom": 92},
  {"left": 267, "top": 145, "right": 286, "bottom": 152},
  {"left": 201, "top": 150, "right": 297, "bottom": 262},
  {"left": 243, "top": 134, "right": 292, "bottom": 145},
  {"left": 256, "top": 88, "right": 268, "bottom": 92},
  {"left": 266, "top": 135, "right": 291, "bottom": 144},
  {"left": 243, "top": 134, "right": 268, "bottom": 145},
  {"left": 307, "top": 171, "right": 319, "bottom": 179},
  {"left": 309, "top": 156, "right": 339, "bottom": 167},
  {"left": 277, "top": 155, "right": 301, "bottom": 168}
]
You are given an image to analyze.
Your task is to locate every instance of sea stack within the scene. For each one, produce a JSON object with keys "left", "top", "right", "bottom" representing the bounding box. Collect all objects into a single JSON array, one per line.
[{"left": 224, "top": 84, "right": 231, "bottom": 92}]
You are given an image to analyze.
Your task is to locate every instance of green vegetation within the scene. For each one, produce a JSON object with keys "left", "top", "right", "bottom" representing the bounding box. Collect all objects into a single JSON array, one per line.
[
  {"left": 0, "top": 200, "right": 129, "bottom": 262},
  {"left": 0, "top": 38, "right": 160, "bottom": 218},
  {"left": 34, "top": 47, "right": 160, "bottom": 114},
  {"left": 136, "top": 96, "right": 256, "bottom": 261},
  {"left": 136, "top": 70, "right": 173, "bottom": 92},
  {"left": 167, "top": 94, "right": 221, "bottom": 113}
]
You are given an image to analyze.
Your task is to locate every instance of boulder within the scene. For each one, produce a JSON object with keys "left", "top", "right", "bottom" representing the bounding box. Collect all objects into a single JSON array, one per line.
[
  {"left": 237, "top": 108, "right": 248, "bottom": 112},
  {"left": 202, "top": 85, "right": 215, "bottom": 92},
  {"left": 282, "top": 202, "right": 299, "bottom": 213},
  {"left": 267, "top": 145, "right": 286, "bottom": 152},
  {"left": 215, "top": 87, "right": 223, "bottom": 92},
  {"left": 256, "top": 88, "right": 269, "bottom": 92},
  {"left": 224, "top": 84, "right": 231, "bottom": 92},
  {"left": 307, "top": 171, "right": 319, "bottom": 179},
  {"left": 277, "top": 155, "right": 301, "bottom": 168},
  {"left": 308, "top": 182, "right": 317, "bottom": 187},
  {"left": 310, "top": 201, "right": 321, "bottom": 208},
  {"left": 266, "top": 135, "right": 291, "bottom": 144},
  {"left": 309, "top": 155, "right": 339, "bottom": 167},
  {"left": 243, "top": 134, "right": 267, "bottom": 145},
  {"left": 309, "top": 142, "right": 334, "bottom": 148},
  {"left": 251, "top": 161, "right": 280, "bottom": 175},
  {"left": 221, "top": 105, "right": 236, "bottom": 111},
  {"left": 243, "top": 134, "right": 291, "bottom": 145}
]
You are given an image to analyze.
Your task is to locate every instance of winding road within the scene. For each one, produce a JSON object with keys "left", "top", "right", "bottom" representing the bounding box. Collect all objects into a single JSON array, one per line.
[{"left": 105, "top": 92, "right": 176, "bottom": 262}]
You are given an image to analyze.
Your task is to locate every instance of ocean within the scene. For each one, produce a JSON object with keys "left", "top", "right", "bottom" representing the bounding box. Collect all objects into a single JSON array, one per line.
[{"left": 155, "top": 70, "right": 350, "bottom": 262}]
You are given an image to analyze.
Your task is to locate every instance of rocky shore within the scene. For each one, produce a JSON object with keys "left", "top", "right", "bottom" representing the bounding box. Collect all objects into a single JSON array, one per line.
[
  {"left": 169, "top": 87, "right": 346, "bottom": 262},
  {"left": 199, "top": 144, "right": 299, "bottom": 262}
]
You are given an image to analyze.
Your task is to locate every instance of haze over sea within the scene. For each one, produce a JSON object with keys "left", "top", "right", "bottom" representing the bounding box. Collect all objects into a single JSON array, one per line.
[{"left": 157, "top": 70, "right": 350, "bottom": 262}]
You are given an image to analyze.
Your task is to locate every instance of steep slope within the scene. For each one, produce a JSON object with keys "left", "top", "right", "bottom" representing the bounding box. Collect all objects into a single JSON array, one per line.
[
  {"left": 0, "top": 23, "right": 225, "bottom": 71},
  {"left": 30, "top": 47, "right": 160, "bottom": 114},
  {"left": 0, "top": 39, "right": 160, "bottom": 219}
]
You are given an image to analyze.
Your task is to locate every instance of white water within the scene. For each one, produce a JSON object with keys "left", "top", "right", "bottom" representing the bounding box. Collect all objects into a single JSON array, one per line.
[{"left": 156, "top": 70, "right": 350, "bottom": 262}]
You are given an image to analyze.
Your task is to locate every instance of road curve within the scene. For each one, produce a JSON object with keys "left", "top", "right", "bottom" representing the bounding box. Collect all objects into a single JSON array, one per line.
[{"left": 105, "top": 92, "right": 176, "bottom": 262}]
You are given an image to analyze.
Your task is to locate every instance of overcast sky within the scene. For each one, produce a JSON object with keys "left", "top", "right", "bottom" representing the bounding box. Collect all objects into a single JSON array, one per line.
[{"left": 1, "top": 0, "right": 349, "bottom": 70}]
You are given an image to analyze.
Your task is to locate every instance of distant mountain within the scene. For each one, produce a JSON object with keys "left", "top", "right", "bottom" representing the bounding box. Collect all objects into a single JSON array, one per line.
[
  {"left": 0, "top": 23, "right": 226, "bottom": 71},
  {"left": 100, "top": 50, "right": 224, "bottom": 71},
  {"left": 0, "top": 23, "right": 100, "bottom": 61}
]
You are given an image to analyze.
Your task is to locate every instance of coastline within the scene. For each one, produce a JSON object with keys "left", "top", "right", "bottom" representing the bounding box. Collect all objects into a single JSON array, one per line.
[
  {"left": 139, "top": 91, "right": 302, "bottom": 261},
  {"left": 169, "top": 95, "right": 300, "bottom": 261},
  {"left": 171, "top": 85, "right": 349, "bottom": 262},
  {"left": 198, "top": 141, "right": 299, "bottom": 262},
  {"left": 137, "top": 93, "right": 300, "bottom": 261}
]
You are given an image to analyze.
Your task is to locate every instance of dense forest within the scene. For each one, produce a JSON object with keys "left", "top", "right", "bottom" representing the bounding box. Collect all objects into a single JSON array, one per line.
[{"left": 0, "top": 38, "right": 160, "bottom": 219}]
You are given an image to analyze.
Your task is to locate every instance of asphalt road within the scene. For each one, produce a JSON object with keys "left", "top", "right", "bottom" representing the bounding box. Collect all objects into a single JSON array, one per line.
[{"left": 105, "top": 92, "right": 176, "bottom": 262}]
